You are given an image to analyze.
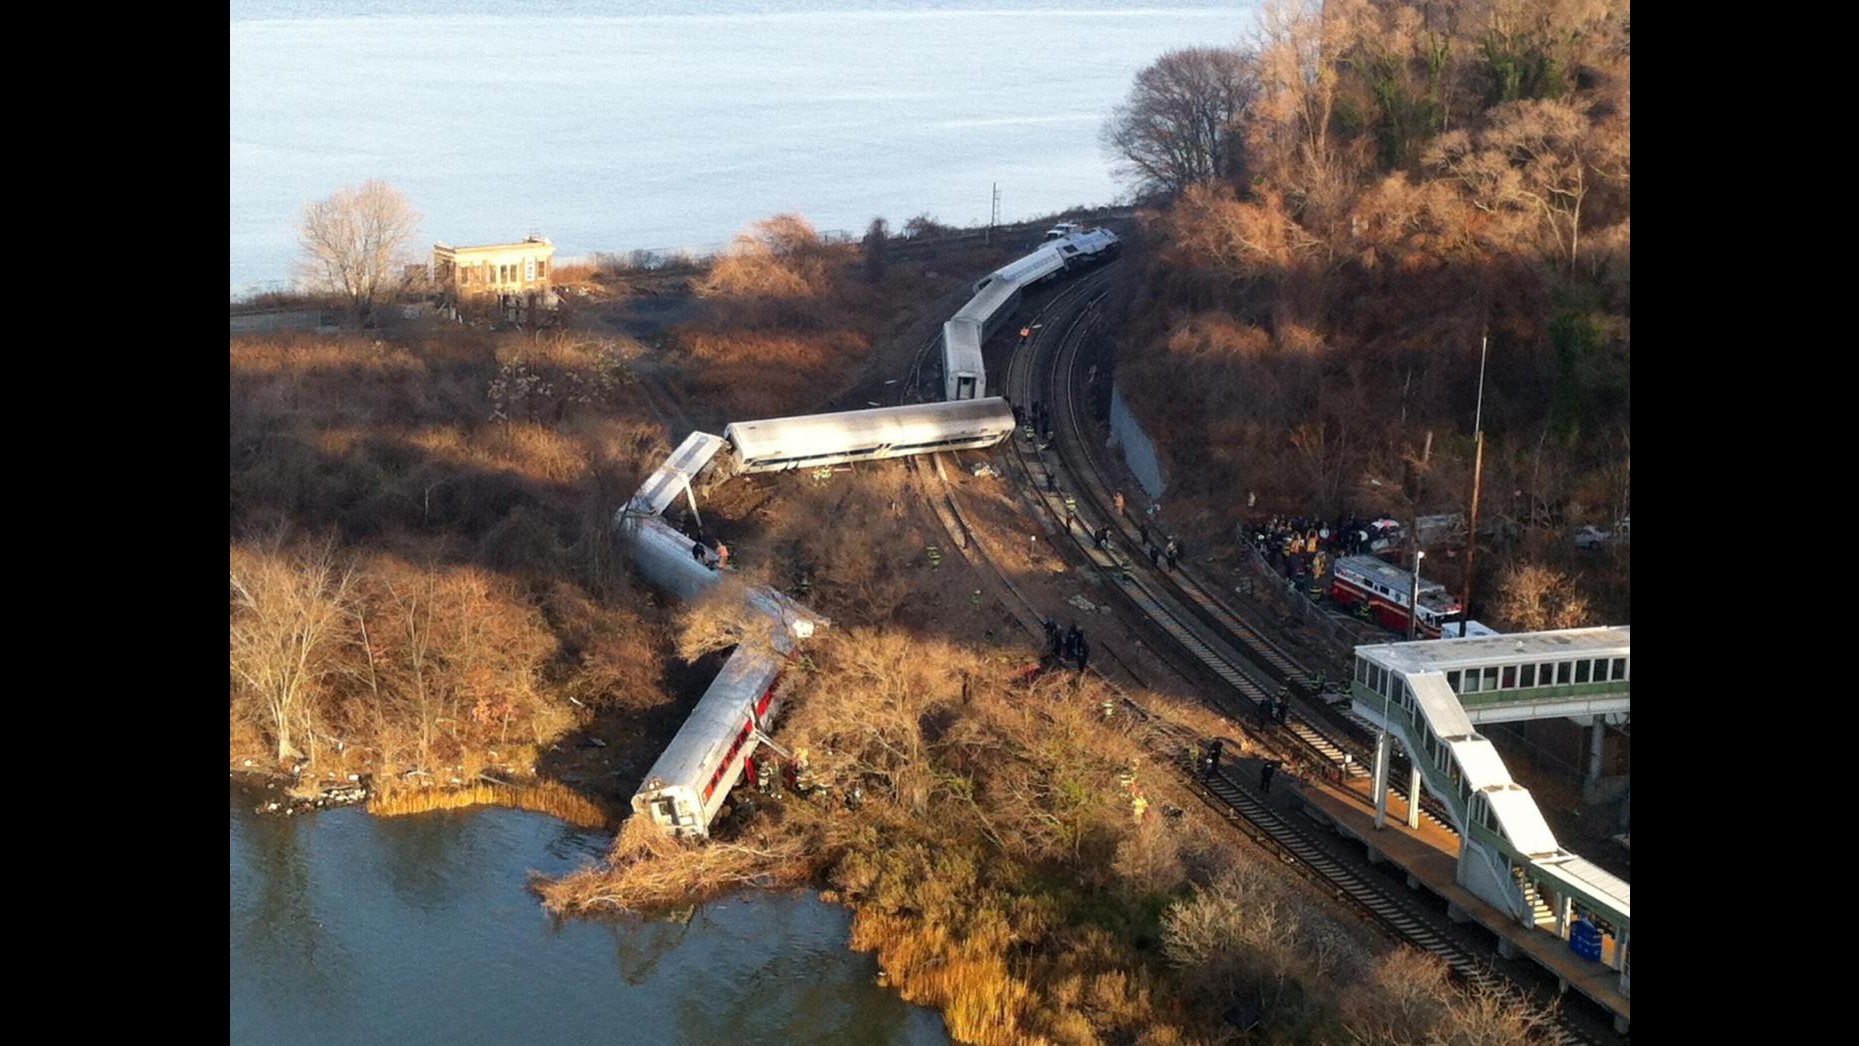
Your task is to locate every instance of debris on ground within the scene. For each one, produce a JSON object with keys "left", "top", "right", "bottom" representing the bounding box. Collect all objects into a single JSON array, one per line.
[{"left": 970, "top": 462, "right": 1000, "bottom": 478}]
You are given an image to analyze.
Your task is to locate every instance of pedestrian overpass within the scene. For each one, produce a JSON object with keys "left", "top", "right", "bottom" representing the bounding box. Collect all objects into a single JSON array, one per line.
[{"left": 1350, "top": 626, "right": 1631, "bottom": 1008}]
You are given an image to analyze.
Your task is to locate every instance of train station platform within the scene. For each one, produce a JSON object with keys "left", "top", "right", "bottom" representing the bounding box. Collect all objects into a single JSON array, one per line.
[
  {"left": 1281, "top": 767, "right": 1632, "bottom": 1033},
  {"left": 1356, "top": 626, "right": 1631, "bottom": 725}
]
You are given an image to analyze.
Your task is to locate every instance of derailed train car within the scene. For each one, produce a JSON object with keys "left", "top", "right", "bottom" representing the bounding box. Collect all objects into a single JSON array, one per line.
[
  {"left": 630, "top": 643, "right": 790, "bottom": 837},
  {"left": 619, "top": 513, "right": 820, "bottom": 635},
  {"left": 617, "top": 510, "right": 823, "bottom": 837},
  {"left": 941, "top": 225, "right": 1119, "bottom": 400},
  {"left": 720, "top": 397, "right": 1016, "bottom": 475}
]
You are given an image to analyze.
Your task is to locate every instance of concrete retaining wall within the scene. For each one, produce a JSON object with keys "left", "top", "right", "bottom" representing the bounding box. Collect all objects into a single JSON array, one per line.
[{"left": 1108, "top": 382, "right": 1165, "bottom": 500}]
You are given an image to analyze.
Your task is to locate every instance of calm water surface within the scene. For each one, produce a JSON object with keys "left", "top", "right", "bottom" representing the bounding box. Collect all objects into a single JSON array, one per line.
[
  {"left": 229, "top": 795, "right": 945, "bottom": 1044},
  {"left": 229, "top": 0, "right": 1257, "bottom": 293}
]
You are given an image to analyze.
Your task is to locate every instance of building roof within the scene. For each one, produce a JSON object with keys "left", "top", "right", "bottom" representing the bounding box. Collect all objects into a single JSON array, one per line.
[
  {"left": 1537, "top": 855, "right": 1632, "bottom": 918},
  {"left": 1484, "top": 785, "right": 1562, "bottom": 856},
  {"left": 433, "top": 237, "right": 555, "bottom": 256},
  {"left": 1359, "top": 626, "right": 1630, "bottom": 675}
]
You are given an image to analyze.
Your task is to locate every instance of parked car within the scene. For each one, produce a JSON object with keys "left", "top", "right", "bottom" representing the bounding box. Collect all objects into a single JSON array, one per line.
[{"left": 1574, "top": 525, "right": 1612, "bottom": 550}]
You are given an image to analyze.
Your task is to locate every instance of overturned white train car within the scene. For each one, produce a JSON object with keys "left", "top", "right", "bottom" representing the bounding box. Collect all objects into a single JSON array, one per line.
[
  {"left": 619, "top": 513, "right": 821, "bottom": 636},
  {"left": 720, "top": 397, "right": 1016, "bottom": 474},
  {"left": 630, "top": 643, "right": 790, "bottom": 837},
  {"left": 617, "top": 511, "right": 823, "bottom": 838}
]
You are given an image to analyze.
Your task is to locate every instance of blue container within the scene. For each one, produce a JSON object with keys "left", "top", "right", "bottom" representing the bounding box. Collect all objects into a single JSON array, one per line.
[{"left": 1569, "top": 920, "right": 1603, "bottom": 961}]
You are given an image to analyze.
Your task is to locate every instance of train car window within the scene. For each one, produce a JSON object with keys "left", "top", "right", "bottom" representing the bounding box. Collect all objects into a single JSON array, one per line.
[
  {"left": 1501, "top": 666, "right": 1516, "bottom": 688},
  {"left": 1447, "top": 670, "right": 1461, "bottom": 692},
  {"left": 1520, "top": 664, "right": 1536, "bottom": 687},
  {"left": 1462, "top": 670, "right": 1480, "bottom": 694},
  {"left": 1556, "top": 662, "right": 1572, "bottom": 684},
  {"left": 1612, "top": 658, "right": 1627, "bottom": 681},
  {"left": 1481, "top": 666, "right": 1499, "bottom": 691},
  {"left": 1575, "top": 660, "right": 1591, "bottom": 683},
  {"left": 1357, "top": 657, "right": 1368, "bottom": 684}
]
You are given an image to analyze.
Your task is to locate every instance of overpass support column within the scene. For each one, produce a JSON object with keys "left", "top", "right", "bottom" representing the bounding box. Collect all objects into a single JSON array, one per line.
[
  {"left": 1406, "top": 760, "right": 1423, "bottom": 829},
  {"left": 1587, "top": 715, "right": 1607, "bottom": 787},
  {"left": 1372, "top": 732, "right": 1391, "bottom": 829}
]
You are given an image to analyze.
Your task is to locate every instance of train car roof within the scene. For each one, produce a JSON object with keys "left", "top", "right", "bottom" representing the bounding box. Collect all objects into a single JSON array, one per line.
[
  {"left": 942, "top": 318, "right": 985, "bottom": 373},
  {"left": 631, "top": 430, "right": 726, "bottom": 517},
  {"left": 724, "top": 398, "right": 1014, "bottom": 463},
  {"left": 955, "top": 277, "right": 1021, "bottom": 324},
  {"left": 636, "top": 644, "right": 783, "bottom": 793},
  {"left": 1358, "top": 626, "right": 1630, "bottom": 675},
  {"left": 1065, "top": 227, "right": 1118, "bottom": 248},
  {"left": 991, "top": 245, "right": 1066, "bottom": 286}
]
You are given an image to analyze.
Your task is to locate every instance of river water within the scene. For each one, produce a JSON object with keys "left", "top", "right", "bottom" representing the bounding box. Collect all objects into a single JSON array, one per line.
[
  {"left": 229, "top": 795, "right": 945, "bottom": 1044},
  {"left": 229, "top": 0, "right": 1257, "bottom": 294}
]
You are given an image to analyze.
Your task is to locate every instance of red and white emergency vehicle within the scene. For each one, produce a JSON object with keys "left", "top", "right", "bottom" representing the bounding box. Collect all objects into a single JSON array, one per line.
[{"left": 1330, "top": 554, "right": 1465, "bottom": 638}]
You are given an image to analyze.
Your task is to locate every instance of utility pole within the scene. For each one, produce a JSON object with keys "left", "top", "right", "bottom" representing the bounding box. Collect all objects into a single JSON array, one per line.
[
  {"left": 987, "top": 183, "right": 1000, "bottom": 245},
  {"left": 1460, "top": 333, "right": 1488, "bottom": 638},
  {"left": 1408, "top": 549, "right": 1426, "bottom": 640}
]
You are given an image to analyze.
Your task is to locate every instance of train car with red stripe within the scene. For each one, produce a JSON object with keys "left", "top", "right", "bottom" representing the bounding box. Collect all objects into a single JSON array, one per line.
[
  {"left": 1330, "top": 554, "right": 1465, "bottom": 638},
  {"left": 630, "top": 644, "right": 791, "bottom": 838}
]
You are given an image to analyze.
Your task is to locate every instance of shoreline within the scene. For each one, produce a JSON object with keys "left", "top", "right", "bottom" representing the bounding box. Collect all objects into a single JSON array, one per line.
[{"left": 229, "top": 768, "right": 618, "bottom": 830}]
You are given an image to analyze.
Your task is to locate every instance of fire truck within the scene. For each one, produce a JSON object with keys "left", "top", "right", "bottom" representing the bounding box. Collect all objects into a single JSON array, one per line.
[{"left": 1329, "top": 554, "right": 1465, "bottom": 638}]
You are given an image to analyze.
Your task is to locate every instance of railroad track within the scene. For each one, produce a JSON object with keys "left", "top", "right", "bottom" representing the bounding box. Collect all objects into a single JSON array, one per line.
[
  {"left": 885, "top": 266, "right": 1602, "bottom": 1043},
  {"left": 976, "top": 273, "right": 1603, "bottom": 1042},
  {"left": 1011, "top": 284, "right": 1463, "bottom": 833},
  {"left": 913, "top": 446, "right": 1589, "bottom": 1042}
]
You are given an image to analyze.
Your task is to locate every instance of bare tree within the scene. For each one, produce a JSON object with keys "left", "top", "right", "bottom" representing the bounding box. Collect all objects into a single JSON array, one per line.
[
  {"left": 230, "top": 536, "right": 356, "bottom": 763},
  {"left": 1425, "top": 98, "right": 1601, "bottom": 269},
  {"left": 296, "top": 179, "right": 422, "bottom": 325},
  {"left": 1102, "top": 47, "right": 1255, "bottom": 198},
  {"left": 698, "top": 213, "right": 835, "bottom": 300},
  {"left": 1492, "top": 562, "right": 1591, "bottom": 631}
]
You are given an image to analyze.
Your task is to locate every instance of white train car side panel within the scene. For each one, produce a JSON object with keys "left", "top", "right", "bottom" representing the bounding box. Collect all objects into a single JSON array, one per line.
[
  {"left": 619, "top": 515, "right": 824, "bottom": 646},
  {"left": 630, "top": 644, "right": 786, "bottom": 837},
  {"left": 622, "top": 515, "right": 725, "bottom": 603},
  {"left": 724, "top": 398, "right": 1015, "bottom": 473}
]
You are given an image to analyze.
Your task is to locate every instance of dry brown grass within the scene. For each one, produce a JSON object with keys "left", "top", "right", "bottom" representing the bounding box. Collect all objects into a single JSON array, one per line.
[
  {"left": 549, "top": 583, "right": 1554, "bottom": 1039},
  {"left": 537, "top": 814, "right": 825, "bottom": 914},
  {"left": 368, "top": 779, "right": 612, "bottom": 830},
  {"left": 230, "top": 325, "right": 673, "bottom": 789},
  {"left": 536, "top": 627, "right": 1545, "bottom": 1042}
]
